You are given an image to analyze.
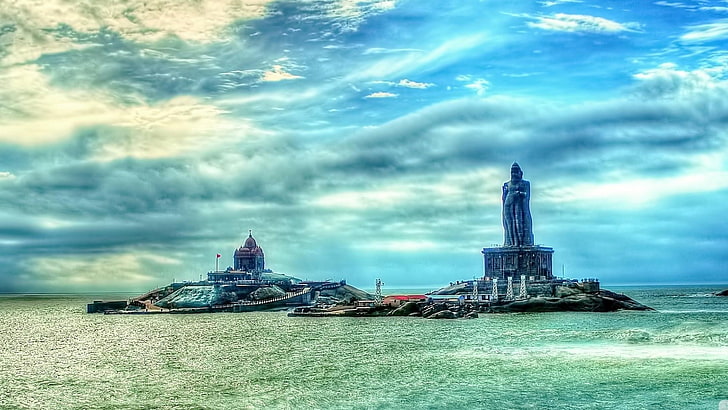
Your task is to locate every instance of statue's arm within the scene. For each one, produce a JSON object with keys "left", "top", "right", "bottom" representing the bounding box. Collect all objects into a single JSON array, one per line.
[
  {"left": 523, "top": 180, "right": 530, "bottom": 200},
  {"left": 502, "top": 183, "right": 508, "bottom": 202}
]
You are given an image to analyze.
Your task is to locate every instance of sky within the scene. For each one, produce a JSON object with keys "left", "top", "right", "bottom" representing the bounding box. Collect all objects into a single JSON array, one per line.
[{"left": 1, "top": 0, "right": 727, "bottom": 293}]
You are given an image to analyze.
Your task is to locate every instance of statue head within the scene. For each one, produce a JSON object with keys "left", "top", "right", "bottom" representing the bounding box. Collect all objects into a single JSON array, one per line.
[{"left": 510, "top": 162, "right": 523, "bottom": 181}]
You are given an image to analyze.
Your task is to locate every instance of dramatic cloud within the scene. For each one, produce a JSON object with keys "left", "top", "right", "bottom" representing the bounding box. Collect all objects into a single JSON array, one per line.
[
  {"left": 631, "top": 63, "right": 726, "bottom": 98},
  {"left": 1, "top": 1, "right": 727, "bottom": 292},
  {"left": 0, "top": 65, "right": 252, "bottom": 160},
  {"left": 527, "top": 13, "right": 641, "bottom": 34},
  {"left": 0, "top": 0, "right": 274, "bottom": 66},
  {"left": 680, "top": 19, "right": 728, "bottom": 43}
]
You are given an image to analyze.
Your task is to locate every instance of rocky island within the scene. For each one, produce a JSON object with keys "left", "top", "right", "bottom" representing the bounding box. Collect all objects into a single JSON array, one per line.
[
  {"left": 89, "top": 232, "right": 373, "bottom": 314},
  {"left": 292, "top": 163, "right": 652, "bottom": 318},
  {"left": 91, "top": 163, "right": 652, "bottom": 318},
  {"left": 419, "top": 163, "right": 651, "bottom": 315}
]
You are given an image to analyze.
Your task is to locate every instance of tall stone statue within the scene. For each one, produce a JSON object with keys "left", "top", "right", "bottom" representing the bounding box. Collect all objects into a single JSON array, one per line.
[{"left": 502, "top": 162, "right": 534, "bottom": 246}]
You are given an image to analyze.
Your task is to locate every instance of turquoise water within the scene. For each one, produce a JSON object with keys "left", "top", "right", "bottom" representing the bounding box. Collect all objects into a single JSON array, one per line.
[{"left": 1, "top": 286, "right": 727, "bottom": 409}]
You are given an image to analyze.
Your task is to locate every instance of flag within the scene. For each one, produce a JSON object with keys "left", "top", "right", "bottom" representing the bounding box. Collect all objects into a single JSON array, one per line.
[{"left": 216, "top": 254, "right": 221, "bottom": 258}]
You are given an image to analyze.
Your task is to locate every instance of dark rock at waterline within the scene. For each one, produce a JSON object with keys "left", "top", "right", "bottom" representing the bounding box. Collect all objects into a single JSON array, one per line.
[
  {"left": 426, "top": 310, "right": 457, "bottom": 319},
  {"left": 389, "top": 301, "right": 421, "bottom": 316},
  {"left": 490, "top": 289, "right": 653, "bottom": 313},
  {"left": 716, "top": 289, "right": 728, "bottom": 297},
  {"left": 421, "top": 303, "right": 449, "bottom": 318}
]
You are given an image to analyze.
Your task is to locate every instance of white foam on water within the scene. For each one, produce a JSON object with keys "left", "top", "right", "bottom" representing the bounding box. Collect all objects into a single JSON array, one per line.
[
  {"left": 547, "top": 344, "right": 728, "bottom": 360},
  {"left": 448, "top": 344, "right": 728, "bottom": 361}
]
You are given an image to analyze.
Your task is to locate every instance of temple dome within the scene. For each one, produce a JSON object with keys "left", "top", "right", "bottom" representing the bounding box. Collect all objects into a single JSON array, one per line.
[
  {"left": 243, "top": 234, "right": 257, "bottom": 249},
  {"left": 235, "top": 247, "right": 251, "bottom": 256},
  {"left": 233, "top": 230, "right": 265, "bottom": 272}
]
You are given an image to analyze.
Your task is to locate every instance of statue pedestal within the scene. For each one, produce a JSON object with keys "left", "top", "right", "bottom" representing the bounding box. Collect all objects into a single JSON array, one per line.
[{"left": 482, "top": 245, "right": 554, "bottom": 281}]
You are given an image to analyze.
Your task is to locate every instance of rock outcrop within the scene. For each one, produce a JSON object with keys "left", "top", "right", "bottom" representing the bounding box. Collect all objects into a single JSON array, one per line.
[
  {"left": 421, "top": 303, "right": 449, "bottom": 318},
  {"left": 426, "top": 310, "right": 457, "bottom": 319},
  {"left": 388, "top": 301, "right": 421, "bottom": 316},
  {"left": 716, "top": 289, "right": 728, "bottom": 297},
  {"left": 489, "top": 289, "right": 653, "bottom": 313},
  {"left": 250, "top": 285, "right": 286, "bottom": 301},
  {"left": 155, "top": 285, "right": 218, "bottom": 308},
  {"left": 318, "top": 285, "right": 374, "bottom": 305}
]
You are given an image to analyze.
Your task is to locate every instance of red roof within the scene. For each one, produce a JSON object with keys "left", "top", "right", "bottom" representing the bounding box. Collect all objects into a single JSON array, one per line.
[
  {"left": 384, "top": 295, "right": 409, "bottom": 301},
  {"left": 384, "top": 295, "right": 427, "bottom": 301}
]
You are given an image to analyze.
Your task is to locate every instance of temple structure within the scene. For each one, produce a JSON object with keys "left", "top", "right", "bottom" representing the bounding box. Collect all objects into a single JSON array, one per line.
[
  {"left": 482, "top": 163, "right": 554, "bottom": 281},
  {"left": 208, "top": 231, "right": 268, "bottom": 282},
  {"left": 234, "top": 230, "right": 265, "bottom": 271}
]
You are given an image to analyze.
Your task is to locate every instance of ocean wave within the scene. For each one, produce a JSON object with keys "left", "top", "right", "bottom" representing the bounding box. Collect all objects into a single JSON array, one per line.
[
  {"left": 553, "top": 344, "right": 728, "bottom": 360},
  {"left": 664, "top": 293, "right": 719, "bottom": 298},
  {"left": 448, "top": 344, "right": 728, "bottom": 360},
  {"left": 613, "top": 325, "right": 728, "bottom": 346}
]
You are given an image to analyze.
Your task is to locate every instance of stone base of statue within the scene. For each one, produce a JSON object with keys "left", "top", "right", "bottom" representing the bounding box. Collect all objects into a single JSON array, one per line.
[{"left": 482, "top": 245, "right": 554, "bottom": 281}]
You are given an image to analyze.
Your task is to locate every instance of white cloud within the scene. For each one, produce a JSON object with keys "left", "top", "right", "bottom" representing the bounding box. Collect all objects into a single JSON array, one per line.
[
  {"left": 312, "top": 0, "right": 397, "bottom": 33},
  {"left": 28, "top": 251, "right": 180, "bottom": 291},
  {"left": 502, "top": 72, "right": 541, "bottom": 78},
  {"left": 0, "top": 0, "right": 275, "bottom": 65},
  {"left": 363, "top": 48, "right": 422, "bottom": 55},
  {"left": 631, "top": 63, "right": 726, "bottom": 98},
  {"left": 398, "top": 79, "right": 434, "bottom": 89},
  {"left": 549, "top": 170, "right": 728, "bottom": 208},
  {"left": 699, "top": 6, "right": 728, "bottom": 12},
  {"left": 353, "top": 33, "right": 489, "bottom": 81},
  {"left": 465, "top": 79, "right": 490, "bottom": 95},
  {"left": 0, "top": 65, "right": 256, "bottom": 160},
  {"left": 103, "top": 96, "right": 254, "bottom": 161},
  {"left": 364, "top": 91, "right": 398, "bottom": 98},
  {"left": 655, "top": 1, "right": 728, "bottom": 12},
  {"left": 528, "top": 13, "right": 641, "bottom": 34},
  {"left": 654, "top": 1, "right": 691, "bottom": 9},
  {"left": 312, "top": 189, "right": 410, "bottom": 209},
  {"left": 261, "top": 65, "right": 304, "bottom": 82},
  {"left": 540, "top": 0, "right": 583, "bottom": 6},
  {"left": 681, "top": 19, "right": 728, "bottom": 43},
  {"left": 0, "top": 65, "right": 121, "bottom": 145}
]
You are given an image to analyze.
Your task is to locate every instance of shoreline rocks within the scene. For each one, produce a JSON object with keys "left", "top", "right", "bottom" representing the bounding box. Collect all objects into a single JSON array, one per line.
[
  {"left": 389, "top": 301, "right": 420, "bottom": 316},
  {"left": 489, "top": 289, "right": 653, "bottom": 313}
]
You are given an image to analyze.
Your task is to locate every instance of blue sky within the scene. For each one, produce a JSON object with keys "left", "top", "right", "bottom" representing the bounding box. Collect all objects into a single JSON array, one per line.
[{"left": 1, "top": 0, "right": 727, "bottom": 292}]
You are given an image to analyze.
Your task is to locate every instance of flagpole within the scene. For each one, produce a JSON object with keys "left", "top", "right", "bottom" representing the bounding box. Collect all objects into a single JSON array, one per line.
[{"left": 215, "top": 254, "right": 219, "bottom": 272}]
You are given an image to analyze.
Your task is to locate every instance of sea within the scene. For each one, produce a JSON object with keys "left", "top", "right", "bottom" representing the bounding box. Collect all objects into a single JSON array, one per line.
[{"left": 1, "top": 285, "right": 727, "bottom": 410}]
